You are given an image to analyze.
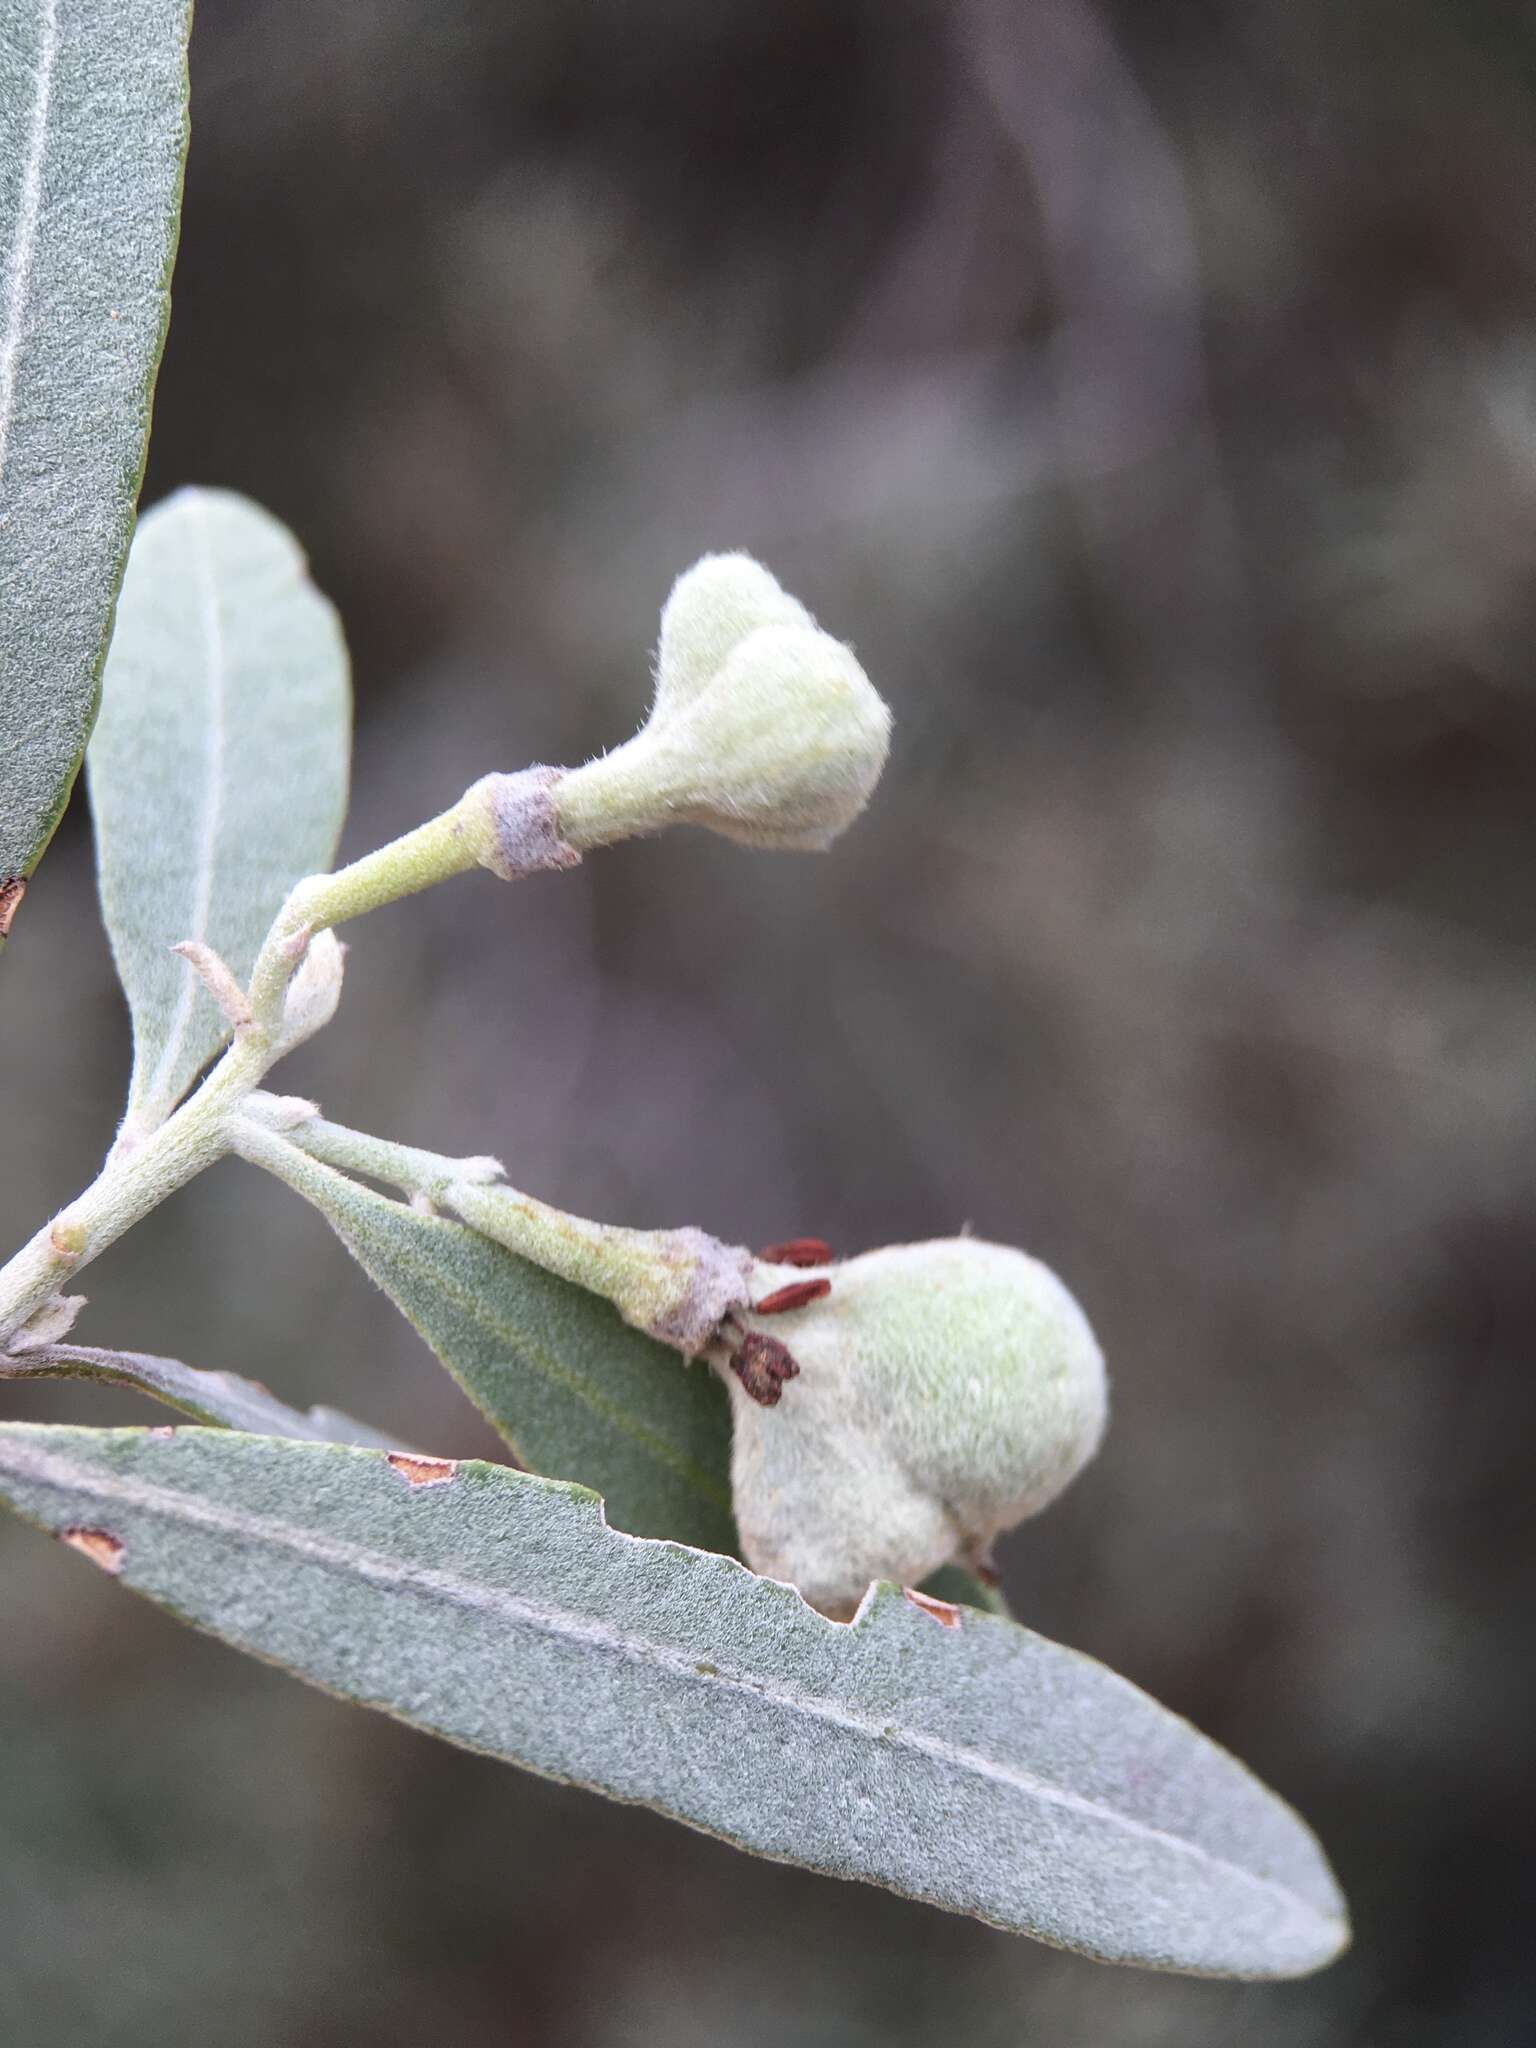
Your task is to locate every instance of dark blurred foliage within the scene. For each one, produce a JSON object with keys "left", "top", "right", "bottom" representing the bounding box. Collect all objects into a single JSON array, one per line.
[{"left": 3, "top": 0, "right": 1535, "bottom": 2040}]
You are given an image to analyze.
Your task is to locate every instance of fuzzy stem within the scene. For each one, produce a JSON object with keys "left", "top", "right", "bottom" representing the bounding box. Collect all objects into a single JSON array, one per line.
[
  {"left": 245, "top": 770, "right": 575, "bottom": 1026},
  {"left": 231, "top": 1117, "right": 665, "bottom": 1333},
  {"left": 236, "top": 1109, "right": 679, "bottom": 1316},
  {"left": 0, "top": 1034, "right": 266, "bottom": 1345},
  {"left": 239, "top": 1095, "right": 503, "bottom": 1202},
  {"left": 244, "top": 797, "right": 483, "bottom": 1024},
  {"left": 429, "top": 1177, "right": 752, "bottom": 1356},
  {"left": 0, "top": 771, "right": 579, "bottom": 1344},
  {"left": 241, "top": 1108, "right": 752, "bottom": 1356},
  {"left": 441, "top": 1177, "right": 674, "bottom": 1309}
]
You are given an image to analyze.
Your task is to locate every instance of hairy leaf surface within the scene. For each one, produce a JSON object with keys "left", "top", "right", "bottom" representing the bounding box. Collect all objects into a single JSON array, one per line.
[
  {"left": 88, "top": 489, "right": 350, "bottom": 1129},
  {"left": 0, "top": 1424, "right": 1349, "bottom": 1978},
  {"left": 250, "top": 1138, "right": 736, "bottom": 1552},
  {"left": 0, "top": 0, "right": 191, "bottom": 915}
]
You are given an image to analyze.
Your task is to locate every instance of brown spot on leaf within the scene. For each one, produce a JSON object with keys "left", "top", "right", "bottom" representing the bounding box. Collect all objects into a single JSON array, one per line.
[
  {"left": 386, "top": 1451, "right": 458, "bottom": 1487},
  {"left": 0, "top": 877, "right": 24, "bottom": 940},
  {"left": 904, "top": 1588, "right": 963, "bottom": 1628},
  {"left": 60, "top": 1527, "right": 125, "bottom": 1574}
]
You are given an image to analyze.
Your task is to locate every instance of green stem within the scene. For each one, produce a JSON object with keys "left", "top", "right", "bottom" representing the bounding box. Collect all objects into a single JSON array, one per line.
[
  {"left": 0, "top": 772, "right": 557, "bottom": 1344},
  {"left": 442, "top": 1177, "right": 674, "bottom": 1313},
  {"left": 236, "top": 1109, "right": 664, "bottom": 1306},
  {"left": 245, "top": 790, "right": 494, "bottom": 1024},
  {"left": 0, "top": 1034, "right": 266, "bottom": 1345},
  {"left": 239, "top": 1107, "right": 753, "bottom": 1356},
  {"left": 243, "top": 768, "right": 576, "bottom": 1028},
  {"left": 243, "top": 1100, "right": 501, "bottom": 1203}
]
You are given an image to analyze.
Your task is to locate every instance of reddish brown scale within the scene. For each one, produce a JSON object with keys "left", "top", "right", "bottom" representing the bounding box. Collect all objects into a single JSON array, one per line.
[
  {"left": 752, "top": 1277, "right": 832, "bottom": 1316},
  {"left": 0, "top": 878, "right": 25, "bottom": 941},
  {"left": 756, "top": 1237, "right": 832, "bottom": 1268},
  {"left": 728, "top": 1331, "right": 801, "bottom": 1407}
]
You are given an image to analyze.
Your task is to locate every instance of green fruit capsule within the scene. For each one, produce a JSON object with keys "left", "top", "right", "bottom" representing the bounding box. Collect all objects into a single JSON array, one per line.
[
  {"left": 555, "top": 554, "right": 891, "bottom": 854},
  {"left": 723, "top": 1237, "right": 1107, "bottom": 1619},
  {"left": 653, "top": 553, "right": 815, "bottom": 721}
]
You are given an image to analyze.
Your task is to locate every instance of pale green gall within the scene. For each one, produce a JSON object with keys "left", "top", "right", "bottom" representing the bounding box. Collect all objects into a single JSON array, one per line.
[
  {"left": 721, "top": 1237, "right": 1108, "bottom": 1619},
  {"left": 653, "top": 553, "right": 815, "bottom": 720},
  {"left": 554, "top": 556, "right": 891, "bottom": 853}
]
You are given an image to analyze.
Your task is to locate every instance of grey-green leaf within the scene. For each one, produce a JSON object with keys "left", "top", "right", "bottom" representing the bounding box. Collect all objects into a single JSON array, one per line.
[
  {"left": 0, "top": 0, "right": 191, "bottom": 914},
  {"left": 88, "top": 489, "right": 351, "bottom": 1130},
  {"left": 250, "top": 1136, "right": 735, "bottom": 1551},
  {"left": 0, "top": 1424, "right": 1350, "bottom": 1978},
  {"left": 0, "top": 1339, "right": 403, "bottom": 1449}
]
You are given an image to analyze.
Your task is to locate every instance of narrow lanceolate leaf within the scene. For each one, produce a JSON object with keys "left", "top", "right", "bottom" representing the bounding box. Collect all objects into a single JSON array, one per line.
[
  {"left": 0, "top": 1425, "right": 1350, "bottom": 1978},
  {"left": 88, "top": 489, "right": 351, "bottom": 1130},
  {"left": 0, "top": 1341, "right": 404, "bottom": 1449},
  {"left": 252, "top": 1139, "right": 735, "bottom": 1553},
  {"left": 0, "top": 0, "right": 191, "bottom": 919}
]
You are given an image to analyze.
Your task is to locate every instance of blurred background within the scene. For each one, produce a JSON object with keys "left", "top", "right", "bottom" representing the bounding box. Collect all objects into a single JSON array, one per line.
[{"left": 3, "top": 0, "right": 1534, "bottom": 2040}]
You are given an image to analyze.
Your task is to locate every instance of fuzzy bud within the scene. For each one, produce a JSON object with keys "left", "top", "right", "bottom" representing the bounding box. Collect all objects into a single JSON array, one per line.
[
  {"left": 275, "top": 929, "right": 346, "bottom": 1053},
  {"left": 5, "top": 1293, "right": 88, "bottom": 1354},
  {"left": 653, "top": 553, "right": 815, "bottom": 720},
  {"left": 721, "top": 1237, "right": 1107, "bottom": 1619},
  {"left": 554, "top": 556, "right": 891, "bottom": 854}
]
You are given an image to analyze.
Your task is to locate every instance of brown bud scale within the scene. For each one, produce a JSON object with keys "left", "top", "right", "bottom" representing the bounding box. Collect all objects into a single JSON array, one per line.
[
  {"left": 728, "top": 1330, "right": 801, "bottom": 1407},
  {"left": 757, "top": 1238, "right": 832, "bottom": 1268},
  {"left": 753, "top": 1278, "right": 832, "bottom": 1316}
]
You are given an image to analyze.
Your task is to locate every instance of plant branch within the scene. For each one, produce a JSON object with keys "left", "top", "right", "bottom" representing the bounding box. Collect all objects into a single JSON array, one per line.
[
  {"left": 0, "top": 1032, "right": 270, "bottom": 1346},
  {"left": 240, "top": 1094, "right": 503, "bottom": 1202},
  {"left": 232, "top": 1108, "right": 753, "bottom": 1356},
  {"left": 0, "top": 769, "right": 575, "bottom": 1345},
  {"left": 243, "top": 769, "right": 574, "bottom": 1028}
]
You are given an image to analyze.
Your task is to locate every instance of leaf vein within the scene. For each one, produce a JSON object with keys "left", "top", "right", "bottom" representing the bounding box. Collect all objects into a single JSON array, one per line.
[
  {"left": 140, "top": 491, "right": 229, "bottom": 1114},
  {"left": 0, "top": 0, "right": 60, "bottom": 496}
]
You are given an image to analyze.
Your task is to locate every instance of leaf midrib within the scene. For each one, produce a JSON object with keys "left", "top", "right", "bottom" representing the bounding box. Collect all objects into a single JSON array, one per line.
[
  {"left": 0, "top": 0, "right": 59, "bottom": 498},
  {"left": 136, "top": 492, "right": 229, "bottom": 1116}
]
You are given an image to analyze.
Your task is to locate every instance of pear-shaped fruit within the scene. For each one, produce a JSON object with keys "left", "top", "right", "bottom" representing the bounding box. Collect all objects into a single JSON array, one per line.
[
  {"left": 556, "top": 555, "right": 890, "bottom": 853},
  {"left": 723, "top": 1237, "right": 1107, "bottom": 1618}
]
